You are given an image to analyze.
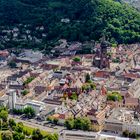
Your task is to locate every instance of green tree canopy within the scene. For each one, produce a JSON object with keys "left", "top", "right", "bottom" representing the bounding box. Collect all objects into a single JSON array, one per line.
[
  {"left": 73, "top": 57, "right": 81, "bottom": 62},
  {"left": 23, "top": 106, "right": 35, "bottom": 118},
  {"left": 107, "top": 91, "right": 122, "bottom": 102},
  {"left": 0, "top": 0, "right": 140, "bottom": 50},
  {"left": 32, "top": 129, "right": 43, "bottom": 140},
  {"left": 65, "top": 117, "right": 91, "bottom": 131},
  {"left": 0, "top": 110, "right": 8, "bottom": 122},
  {"left": 15, "top": 122, "right": 24, "bottom": 133},
  {"left": 85, "top": 73, "right": 91, "bottom": 83},
  {"left": 13, "top": 132, "right": 25, "bottom": 140},
  {"left": 65, "top": 118, "right": 75, "bottom": 130},
  {"left": 69, "top": 92, "right": 78, "bottom": 100},
  {"left": 9, "top": 118, "right": 16, "bottom": 129}
]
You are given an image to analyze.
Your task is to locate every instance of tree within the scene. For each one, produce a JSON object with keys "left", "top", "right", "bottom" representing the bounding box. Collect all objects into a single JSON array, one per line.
[
  {"left": 46, "top": 116, "right": 53, "bottom": 122},
  {"left": 53, "top": 118, "right": 58, "bottom": 125},
  {"left": 74, "top": 117, "right": 83, "bottom": 130},
  {"left": 82, "top": 83, "right": 95, "bottom": 91},
  {"left": 107, "top": 92, "right": 122, "bottom": 102},
  {"left": 24, "top": 106, "right": 35, "bottom": 118},
  {"left": 15, "top": 122, "right": 24, "bottom": 133},
  {"left": 65, "top": 117, "right": 91, "bottom": 131},
  {"left": 2, "top": 121, "right": 8, "bottom": 130},
  {"left": 21, "top": 90, "right": 29, "bottom": 96},
  {"left": 0, "top": 0, "right": 139, "bottom": 50},
  {"left": 0, "top": 110, "right": 8, "bottom": 122},
  {"left": 45, "top": 134, "right": 58, "bottom": 140},
  {"left": 13, "top": 132, "right": 25, "bottom": 140},
  {"left": 32, "top": 129, "right": 43, "bottom": 140},
  {"left": 90, "top": 83, "right": 96, "bottom": 90},
  {"left": 23, "top": 129, "right": 31, "bottom": 136},
  {"left": 0, "top": 106, "right": 7, "bottom": 112},
  {"left": 9, "top": 118, "right": 16, "bottom": 129},
  {"left": 65, "top": 118, "right": 75, "bottom": 130},
  {"left": 1, "top": 131, "right": 13, "bottom": 140},
  {"left": 53, "top": 133, "right": 58, "bottom": 140},
  {"left": 81, "top": 117, "right": 91, "bottom": 131},
  {"left": 123, "top": 130, "right": 129, "bottom": 137},
  {"left": 129, "top": 131, "right": 137, "bottom": 138},
  {"left": 82, "top": 84, "right": 90, "bottom": 91},
  {"left": 85, "top": 73, "right": 91, "bottom": 83},
  {"left": 73, "top": 57, "right": 81, "bottom": 62},
  {"left": 69, "top": 92, "right": 78, "bottom": 100},
  {"left": 13, "top": 108, "right": 24, "bottom": 115}
]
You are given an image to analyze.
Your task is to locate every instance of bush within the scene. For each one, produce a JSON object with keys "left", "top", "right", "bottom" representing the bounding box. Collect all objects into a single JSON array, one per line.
[
  {"left": 69, "top": 92, "right": 78, "bottom": 100},
  {"left": 73, "top": 57, "right": 81, "bottom": 62},
  {"left": 23, "top": 77, "right": 35, "bottom": 85},
  {"left": 21, "top": 90, "right": 29, "bottom": 96}
]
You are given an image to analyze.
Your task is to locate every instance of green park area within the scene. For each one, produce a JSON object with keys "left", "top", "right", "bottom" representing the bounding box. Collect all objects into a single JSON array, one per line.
[{"left": 107, "top": 91, "right": 122, "bottom": 102}]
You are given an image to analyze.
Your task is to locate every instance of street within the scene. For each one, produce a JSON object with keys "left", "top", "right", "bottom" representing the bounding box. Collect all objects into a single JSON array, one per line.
[{"left": 9, "top": 115, "right": 65, "bottom": 133}]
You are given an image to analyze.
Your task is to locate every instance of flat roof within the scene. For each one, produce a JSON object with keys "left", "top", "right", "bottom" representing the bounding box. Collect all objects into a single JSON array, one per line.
[{"left": 60, "top": 130, "right": 99, "bottom": 136}]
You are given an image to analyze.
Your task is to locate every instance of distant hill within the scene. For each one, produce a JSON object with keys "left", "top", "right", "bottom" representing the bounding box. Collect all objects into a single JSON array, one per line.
[{"left": 0, "top": 0, "right": 140, "bottom": 50}]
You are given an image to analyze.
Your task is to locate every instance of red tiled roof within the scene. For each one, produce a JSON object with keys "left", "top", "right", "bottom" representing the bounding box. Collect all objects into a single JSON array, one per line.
[
  {"left": 125, "top": 98, "right": 139, "bottom": 105},
  {"left": 0, "top": 50, "right": 9, "bottom": 57},
  {"left": 95, "top": 71, "right": 110, "bottom": 78},
  {"left": 124, "top": 73, "right": 138, "bottom": 79},
  {"left": 58, "top": 114, "right": 65, "bottom": 119}
]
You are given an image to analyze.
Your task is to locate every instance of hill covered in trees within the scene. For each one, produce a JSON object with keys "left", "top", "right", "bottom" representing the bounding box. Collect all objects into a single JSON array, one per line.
[{"left": 0, "top": 0, "right": 140, "bottom": 50}]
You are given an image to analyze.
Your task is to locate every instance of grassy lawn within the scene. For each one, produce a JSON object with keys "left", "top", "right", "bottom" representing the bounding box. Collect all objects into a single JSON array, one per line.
[{"left": 23, "top": 125, "right": 48, "bottom": 136}]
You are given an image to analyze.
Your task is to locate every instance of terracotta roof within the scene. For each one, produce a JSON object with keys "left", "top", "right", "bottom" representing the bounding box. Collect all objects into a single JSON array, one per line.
[
  {"left": 0, "top": 50, "right": 9, "bottom": 57},
  {"left": 124, "top": 73, "right": 139, "bottom": 79},
  {"left": 95, "top": 71, "right": 110, "bottom": 78},
  {"left": 58, "top": 114, "right": 65, "bottom": 119},
  {"left": 125, "top": 98, "right": 139, "bottom": 105}
]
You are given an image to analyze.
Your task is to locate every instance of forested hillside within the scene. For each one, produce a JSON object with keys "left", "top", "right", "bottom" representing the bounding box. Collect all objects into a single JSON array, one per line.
[{"left": 0, "top": 0, "right": 140, "bottom": 50}]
